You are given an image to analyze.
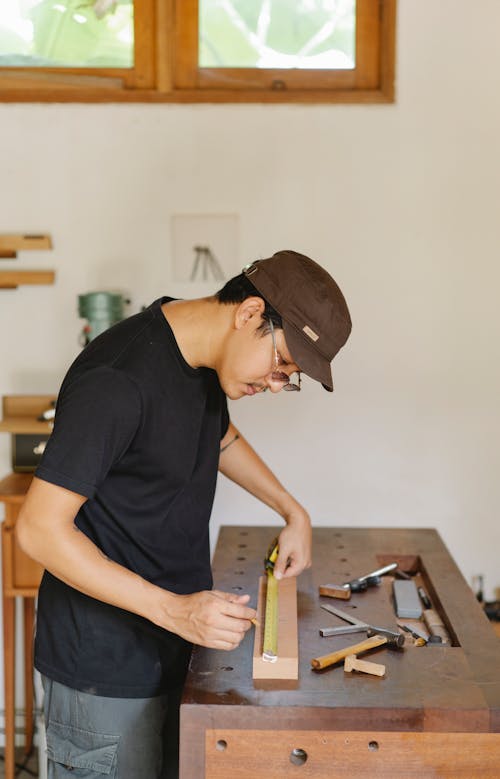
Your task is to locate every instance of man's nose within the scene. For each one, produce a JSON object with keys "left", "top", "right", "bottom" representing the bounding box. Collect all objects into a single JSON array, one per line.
[{"left": 266, "top": 374, "right": 286, "bottom": 393}]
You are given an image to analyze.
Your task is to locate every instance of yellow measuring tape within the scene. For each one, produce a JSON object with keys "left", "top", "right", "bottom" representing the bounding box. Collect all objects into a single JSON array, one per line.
[{"left": 262, "top": 540, "right": 279, "bottom": 663}]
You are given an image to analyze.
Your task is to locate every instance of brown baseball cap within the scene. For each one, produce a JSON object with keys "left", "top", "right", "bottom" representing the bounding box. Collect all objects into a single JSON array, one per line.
[{"left": 243, "top": 250, "right": 352, "bottom": 391}]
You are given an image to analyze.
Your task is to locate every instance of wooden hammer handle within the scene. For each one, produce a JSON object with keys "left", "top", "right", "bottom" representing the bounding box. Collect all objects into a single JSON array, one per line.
[{"left": 311, "top": 634, "right": 388, "bottom": 670}]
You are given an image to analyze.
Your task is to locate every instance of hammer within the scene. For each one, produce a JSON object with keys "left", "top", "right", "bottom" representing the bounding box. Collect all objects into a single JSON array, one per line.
[{"left": 311, "top": 627, "right": 404, "bottom": 671}]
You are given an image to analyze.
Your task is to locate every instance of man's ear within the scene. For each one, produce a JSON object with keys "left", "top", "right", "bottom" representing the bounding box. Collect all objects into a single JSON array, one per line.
[{"left": 234, "top": 296, "right": 265, "bottom": 330}]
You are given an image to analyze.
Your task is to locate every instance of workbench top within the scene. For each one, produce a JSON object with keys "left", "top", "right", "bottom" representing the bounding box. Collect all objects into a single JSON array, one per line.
[{"left": 182, "top": 526, "right": 500, "bottom": 730}]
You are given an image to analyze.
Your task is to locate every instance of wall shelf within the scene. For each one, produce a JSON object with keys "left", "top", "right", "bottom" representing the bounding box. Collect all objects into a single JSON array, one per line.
[
  {"left": 0, "top": 270, "right": 55, "bottom": 289},
  {"left": 0, "top": 233, "right": 52, "bottom": 258},
  {"left": 0, "top": 396, "right": 55, "bottom": 435}
]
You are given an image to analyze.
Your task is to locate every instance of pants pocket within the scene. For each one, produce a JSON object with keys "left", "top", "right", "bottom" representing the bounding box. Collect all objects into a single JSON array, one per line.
[{"left": 46, "top": 720, "right": 119, "bottom": 778}]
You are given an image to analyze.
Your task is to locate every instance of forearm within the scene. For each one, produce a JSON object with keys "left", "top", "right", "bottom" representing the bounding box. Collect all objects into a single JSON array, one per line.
[
  {"left": 219, "top": 424, "right": 312, "bottom": 578},
  {"left": 219, "top": 423, "right": 303, "bottom": 521}
]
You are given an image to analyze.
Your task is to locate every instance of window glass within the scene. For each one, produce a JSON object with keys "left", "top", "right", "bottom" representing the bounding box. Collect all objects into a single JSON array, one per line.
[
  {"left": 199, "top": 0, "right": 355, "bottom": 70},
  {"left": 0, "top": 0, "right": 134, "bottom": 68}
]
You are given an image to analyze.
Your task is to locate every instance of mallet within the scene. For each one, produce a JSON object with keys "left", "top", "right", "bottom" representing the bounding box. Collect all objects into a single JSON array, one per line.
[{"left": 311, "top": 628, "right": 404, "bottom": 671}]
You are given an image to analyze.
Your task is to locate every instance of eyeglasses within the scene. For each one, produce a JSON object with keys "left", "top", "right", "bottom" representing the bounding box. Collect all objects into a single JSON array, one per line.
[{"left": 268, "top": 318, "right": 301, "bottom": 392}]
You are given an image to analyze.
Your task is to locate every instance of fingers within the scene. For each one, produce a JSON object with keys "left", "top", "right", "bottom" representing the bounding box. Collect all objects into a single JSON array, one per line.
[
  {"left": 273, "top": 546, "right": 312, "bottom": 579},
  {"left": 210, "top": 590, "right": 255, "bottom": 620},
  {"left": 212, "top": 590, "right": 251, "bottom": 606},
  {"left": 274, "top": 517, "right": 313, "bottom": 579},
  {"left": 167, "top": 590, "right": 257, "bottom": 650},
  {"left": 207, "top": 593, "right": 257, "bottom": 649}
]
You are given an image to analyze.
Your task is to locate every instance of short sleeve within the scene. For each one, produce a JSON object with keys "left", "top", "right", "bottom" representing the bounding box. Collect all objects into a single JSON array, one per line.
[
  {"left": 36, "top": 366, "right": 141, "bottom": 499},
  {"left": 220, "top": 395, "right": 230, "bottom": 440}
]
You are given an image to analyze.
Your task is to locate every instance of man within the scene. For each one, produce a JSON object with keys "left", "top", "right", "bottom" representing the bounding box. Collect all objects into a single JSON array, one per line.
[{"left": 17, "top": 249, "right": 351, "bottom": 778}]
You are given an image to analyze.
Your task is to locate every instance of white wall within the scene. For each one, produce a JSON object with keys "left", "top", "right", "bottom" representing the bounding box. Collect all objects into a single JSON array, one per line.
[{"left": 0, "top": 0, "right": 499, "bottom": 717}]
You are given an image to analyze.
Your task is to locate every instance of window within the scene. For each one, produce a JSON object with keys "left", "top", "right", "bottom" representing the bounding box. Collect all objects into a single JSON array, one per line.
[{"left": 0, "top": 0, "right": 396, "bottom": 102}]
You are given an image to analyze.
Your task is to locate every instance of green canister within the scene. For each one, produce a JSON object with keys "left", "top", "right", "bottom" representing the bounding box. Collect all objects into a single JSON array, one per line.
[{"left": 78, "top": 291, "right": 125, "bottom": 344}]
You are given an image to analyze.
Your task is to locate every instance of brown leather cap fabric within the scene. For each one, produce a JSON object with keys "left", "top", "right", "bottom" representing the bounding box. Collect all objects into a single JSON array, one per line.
[{"left": 243, "top": 250, "right": 351, "bottom": 391}]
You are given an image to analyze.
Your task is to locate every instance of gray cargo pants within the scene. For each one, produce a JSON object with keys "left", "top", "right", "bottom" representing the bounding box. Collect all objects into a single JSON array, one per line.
[{"left": 42, "top": 676, "right": 184, "bottom": 779}]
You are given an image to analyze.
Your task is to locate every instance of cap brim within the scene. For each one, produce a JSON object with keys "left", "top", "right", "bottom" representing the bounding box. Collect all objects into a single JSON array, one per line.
[{"left": 283, "top": 320, "right": 334, "bottom": 392}]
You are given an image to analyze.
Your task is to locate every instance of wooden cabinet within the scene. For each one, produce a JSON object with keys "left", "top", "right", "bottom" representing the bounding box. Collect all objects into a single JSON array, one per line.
[{"left": 0, "top": 473, "right": 42, "bottom": 779}]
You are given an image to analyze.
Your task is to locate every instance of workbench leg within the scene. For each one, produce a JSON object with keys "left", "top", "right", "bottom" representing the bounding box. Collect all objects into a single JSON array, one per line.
[
  {"left": 3, "top": 595, "right": 16, "bottom": 779},
  {"left": 23, "top": 597, "right": 35, "bottom": 755}
]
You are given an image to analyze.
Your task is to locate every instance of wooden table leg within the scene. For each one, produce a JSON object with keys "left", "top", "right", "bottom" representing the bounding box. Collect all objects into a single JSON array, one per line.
[
  {"left": 3, "top": 595, "right": 15, "bottom": 779},
  {"left": 23, "top": 597, "right": 35, "bottom": 755}
]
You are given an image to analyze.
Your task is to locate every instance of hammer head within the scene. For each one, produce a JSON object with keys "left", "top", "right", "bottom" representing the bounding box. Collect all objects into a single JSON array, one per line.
[{"left": 367, "top": 627, "right": 405, "bottom": 648}]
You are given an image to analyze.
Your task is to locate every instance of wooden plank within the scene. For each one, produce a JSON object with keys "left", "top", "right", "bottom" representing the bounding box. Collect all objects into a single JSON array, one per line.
[
  {"left": 0, "top": 85, "right": 394, "bottom": 104},
  {"left": 3, "top": 395, "right": 55, "bottom": 418},
  {"left": 0, "top": 271, "right": 55, "bottom": 288},
  {"left": 0, "top": 473, "right": 33, "bottom": 502},
  {"left": 0, "top": 234, "right": 52, "bottom": 253},
  {"left": 2, "top": 525, "right": 42, "bottom": 595},
  {"left": 205, "top": 729, "right": 500, "bottom": 778},
  {"left": 252, "top": 576, "right": 298, "bottom": 682},
  {"left": 0, "top": 396, "right": 55, "bottom": 434},
  {"left": 0, "top": 417, "right": 52, "bottom": 434},
  {"left": 155, "top": 0, "right": 174, "bottom": 92},
  {"left": 133, "top": 0, "right": 156, "bottom": 88},
  {"left": 344, "top": 655, "right": 386, "bottom": 676}
]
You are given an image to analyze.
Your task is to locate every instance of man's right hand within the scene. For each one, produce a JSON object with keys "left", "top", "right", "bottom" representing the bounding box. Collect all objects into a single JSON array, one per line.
[{"left": 157, "top": 590, "right": 257, "bottom": 650}]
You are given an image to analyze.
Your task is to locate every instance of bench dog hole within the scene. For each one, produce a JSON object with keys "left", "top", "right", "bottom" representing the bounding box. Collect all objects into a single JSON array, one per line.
[{"left": 290, "top": 748, "right": 308, "bottom": 766}]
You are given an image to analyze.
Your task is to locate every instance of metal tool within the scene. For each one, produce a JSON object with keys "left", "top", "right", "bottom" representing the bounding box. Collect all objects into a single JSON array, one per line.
[
  {"left": 398, "top": 621, "right": 442, "bottom": 645},
  {"left": 346, "top": 562, "right": 398, "bottom": 592},
  {"left": 311, "top": 628, "right": 404, "bottom": 671},
  {"left": 319, "top": 603, "right": 398, "bottom": 641},
  {"left": 418, "top": 586, "right": 432, "bottom": 609},
  {"left": 319, "top": 562, "right": 398, "bottom": 599},
  {"left": 397, "top": 621, "right": 429, "bottom": 642},
  {"left": 319, "top": 603, "right": 370, "bottom": 636},
  {"left": 262, "top": 539, "right": 279, "bottom": 662}
]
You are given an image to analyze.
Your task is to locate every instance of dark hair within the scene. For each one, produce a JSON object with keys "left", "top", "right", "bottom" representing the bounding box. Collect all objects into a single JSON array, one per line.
[{"left": 216, "top": 273, "right": 282, "bottom": 333}]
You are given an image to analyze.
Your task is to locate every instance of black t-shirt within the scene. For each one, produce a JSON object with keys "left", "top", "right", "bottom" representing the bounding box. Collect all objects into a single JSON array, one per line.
[{"left": 34, "top": 298, "right": 229, "bottom": 697}]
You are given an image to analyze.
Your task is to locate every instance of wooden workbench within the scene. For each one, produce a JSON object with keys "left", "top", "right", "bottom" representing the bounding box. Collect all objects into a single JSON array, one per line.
[{"left": 180, "top": 526, "right": 500, "bottom": 778}]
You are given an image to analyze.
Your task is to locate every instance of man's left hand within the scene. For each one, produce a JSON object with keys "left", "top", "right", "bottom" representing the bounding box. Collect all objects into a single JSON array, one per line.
[{"left": 274, "top": 510, "right": 312, "bottom": 579}]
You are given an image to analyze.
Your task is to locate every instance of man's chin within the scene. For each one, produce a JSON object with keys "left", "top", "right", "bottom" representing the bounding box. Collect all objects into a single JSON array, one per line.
[{"left": 225, "top": 383, "right": 261, "bottom": 400}]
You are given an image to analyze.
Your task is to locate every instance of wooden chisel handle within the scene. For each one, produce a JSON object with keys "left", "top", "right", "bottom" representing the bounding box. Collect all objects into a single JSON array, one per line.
[
  {"left": 423, "top": 608, "right": 451, "bottom": 644},
  {"left": 311, "top": 634, "right": 388, "bottom": 670}
]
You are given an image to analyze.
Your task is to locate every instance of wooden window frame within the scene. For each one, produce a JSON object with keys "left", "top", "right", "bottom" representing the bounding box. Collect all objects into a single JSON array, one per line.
[{"left": 0, "top": 0, "right": 396, "bottom": 103}]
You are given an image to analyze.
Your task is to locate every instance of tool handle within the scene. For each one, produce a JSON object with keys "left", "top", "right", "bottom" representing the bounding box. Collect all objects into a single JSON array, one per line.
[
  {"left": 418, "top": 586, "right": 432, "bottom": 609},
  {"left": 318, "top": 584, "right": 351, "bottom": 600},
  {"left": 347, "top": 579, "right": 368, "bottom": 593},
  {"left": 311, "top": 634, "right": 388, "bottom": 670},
  {"left": 423, "top": 608, "right": 451, "bottom": 645}
]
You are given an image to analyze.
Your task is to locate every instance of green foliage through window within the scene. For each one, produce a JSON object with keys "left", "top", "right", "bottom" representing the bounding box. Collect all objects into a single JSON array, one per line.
[
  {"left": 199, "top": 0, "right": 355, "bottom": 70},
  {"left": 0, "top": 0, "right": 134, "bottom": 68}
]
